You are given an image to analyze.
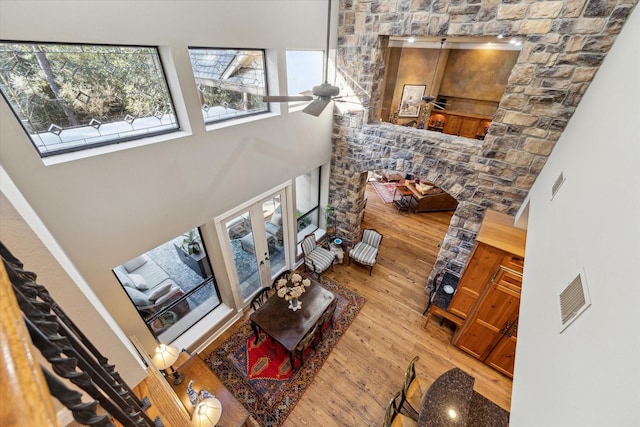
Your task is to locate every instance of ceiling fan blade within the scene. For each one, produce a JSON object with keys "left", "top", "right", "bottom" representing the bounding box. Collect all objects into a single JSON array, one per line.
[
  {"left": 302, "top": 98, "right": 331, "bottom": 116},
  {"left": 263, "top": 95, "right": 314, "bottom": 102}
]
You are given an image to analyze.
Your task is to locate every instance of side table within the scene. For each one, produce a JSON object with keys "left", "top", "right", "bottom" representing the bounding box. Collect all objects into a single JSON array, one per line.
[
  {"left": 171, "top": 352, "right": 250, "bottom": 427},
  {"left": 393, "top": 185, "right": 413, "bottom": 212},
  {"left": 330, "top": 241, "right": 344, "bottom": 264}
]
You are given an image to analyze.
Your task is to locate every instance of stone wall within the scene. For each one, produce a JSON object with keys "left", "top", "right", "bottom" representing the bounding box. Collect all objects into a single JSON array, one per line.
[{"left": 329, "top": 0, "right": 637, "bottom": 289}]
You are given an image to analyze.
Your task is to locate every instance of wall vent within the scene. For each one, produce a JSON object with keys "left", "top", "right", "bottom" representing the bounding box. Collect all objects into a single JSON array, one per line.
[
  {"left": 558, "top": 270, "right": 591, "bottom": 332},
  {"left": 551, "top": 171, "right": 565, "bottom": 200}
]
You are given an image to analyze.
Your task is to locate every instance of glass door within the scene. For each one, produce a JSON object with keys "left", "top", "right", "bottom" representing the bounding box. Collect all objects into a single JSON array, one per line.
[{"left": 219, "top": 187, "right": 290, "bottom": 305}]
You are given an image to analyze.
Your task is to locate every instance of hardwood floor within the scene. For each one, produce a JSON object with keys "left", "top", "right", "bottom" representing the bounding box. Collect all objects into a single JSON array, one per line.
[{"left": 203, "top": 183, "right": 513, "bottom": 426}]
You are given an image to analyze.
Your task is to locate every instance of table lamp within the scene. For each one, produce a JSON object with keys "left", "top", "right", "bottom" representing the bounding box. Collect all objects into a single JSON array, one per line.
[
  {"left": 151, "top": 343, "right": 185, "bottom": 385},
  {"left": 191, "top": 397, "right": 222, "bottom": 427}
]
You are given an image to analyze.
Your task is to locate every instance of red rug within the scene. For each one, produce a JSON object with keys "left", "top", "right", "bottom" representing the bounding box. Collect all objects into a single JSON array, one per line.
[
  {"left": 372, "top": 181, "right": 397, "bottom": 204},
  {"left": 202, "top": 275, "right": 365, "bottom": 427}
]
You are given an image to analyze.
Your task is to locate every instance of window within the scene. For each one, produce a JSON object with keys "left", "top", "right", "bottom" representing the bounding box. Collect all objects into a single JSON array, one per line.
[
  {"left": 0, "top": 42, "right": 179, "bottom": 157},
  {"left": 295, "top": 167, "right": 321, "bottom": 242},
  {"left": 112, "top": 228, "right": 221, "bottom": 343},
  {"left": 188, "top": 48, "right": 269, "bottom": 124},
  {"left": 286, "top": 50, "right": 323, "bottom": 96}
]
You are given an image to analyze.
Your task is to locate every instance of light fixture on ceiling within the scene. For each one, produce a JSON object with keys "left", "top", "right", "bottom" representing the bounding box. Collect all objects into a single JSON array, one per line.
[{"left": 407, "top": 36, "right": 416, "bottom": 43}]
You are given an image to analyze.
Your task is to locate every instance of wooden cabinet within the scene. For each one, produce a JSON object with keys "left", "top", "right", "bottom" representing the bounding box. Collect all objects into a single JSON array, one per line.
[
  {"left": 450, "top": 210, "right": 526, "bottom": 378},
  {"left": 430, "top": 111, "right": 492, "bottom": 139}
]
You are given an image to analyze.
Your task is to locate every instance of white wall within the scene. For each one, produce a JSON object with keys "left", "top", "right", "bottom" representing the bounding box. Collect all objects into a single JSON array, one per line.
[
  {"left": 511, "top": 6, "right": 640, "bottom": 426},
  {"left": 0, "top": 0, "right": 333, "bottom": 376}
]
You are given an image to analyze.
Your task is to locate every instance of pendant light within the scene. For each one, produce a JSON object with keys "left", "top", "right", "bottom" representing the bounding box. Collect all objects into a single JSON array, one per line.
[{"left": 422, "top": 38, "right": 446, "bottom": 106}]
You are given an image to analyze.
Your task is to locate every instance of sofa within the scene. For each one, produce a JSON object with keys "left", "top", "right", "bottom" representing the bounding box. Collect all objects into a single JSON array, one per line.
[
  {"left": 405, "top": 181, "right": 458, "bottom": 213},
  {"left": 113, "top": 254, "right": 189, "bottom": 318}
]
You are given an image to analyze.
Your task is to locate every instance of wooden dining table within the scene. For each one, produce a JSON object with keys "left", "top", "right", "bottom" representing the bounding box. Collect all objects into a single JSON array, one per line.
[{"left": 249, "top": 280, "right": 335, "bottom": 367}]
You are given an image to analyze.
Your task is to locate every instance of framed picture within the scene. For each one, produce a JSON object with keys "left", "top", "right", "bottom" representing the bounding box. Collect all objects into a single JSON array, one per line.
[{"left": 398, "top": 84, "right": 426, "bottom": 117}]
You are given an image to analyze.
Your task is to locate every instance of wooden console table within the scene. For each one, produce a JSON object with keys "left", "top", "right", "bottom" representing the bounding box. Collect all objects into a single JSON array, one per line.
[{"left": 171, "top": 353, "right": 250, "bottom": 427}]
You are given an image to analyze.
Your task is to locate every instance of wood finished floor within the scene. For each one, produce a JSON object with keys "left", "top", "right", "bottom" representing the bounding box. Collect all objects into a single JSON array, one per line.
[{"left": 202, "top": 182, "right": 513, "bottom": 426}]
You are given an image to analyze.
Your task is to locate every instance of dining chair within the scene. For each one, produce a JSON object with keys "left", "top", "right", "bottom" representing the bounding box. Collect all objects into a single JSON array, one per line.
[
  {"left": 348, "top": 228, "right": 383, "bottom": 275},
  {"left": 294, "top": 324, "right": 319, "bottom": 368},
  {"left": 383, "top": 391, "right": 418, "bottom": 427},
  {"left": 316, "top": 298, "right": 337, "bottom": 340},
  {"left": 271, "top": 269, "right": 291, "bottom": 290},
  {"left": 399, "top": 356, "right": 429, "bottom": 420},
  {"left": 250, "top": 287, "right": 272, "bottom": 311},
  {"left": 301, "top": 233, "right": 335, "bottom": 275}
]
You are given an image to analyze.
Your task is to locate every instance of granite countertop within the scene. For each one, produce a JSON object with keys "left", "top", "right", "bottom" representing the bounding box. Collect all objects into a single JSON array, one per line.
[
  {"left": 432, "top": 272, "right": 460, "bottom": 310},
  {"left": 417, "top": 368, "right": 474, "bottom": 426},
  {"left": 416, "top": 368, "right": 510, "bottom": 427}
]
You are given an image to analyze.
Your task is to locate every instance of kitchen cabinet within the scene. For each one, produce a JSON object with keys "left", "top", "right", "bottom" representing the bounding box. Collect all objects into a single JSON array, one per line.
[{"left": 449, "top": 210, "right": 526, "bottom": 378}]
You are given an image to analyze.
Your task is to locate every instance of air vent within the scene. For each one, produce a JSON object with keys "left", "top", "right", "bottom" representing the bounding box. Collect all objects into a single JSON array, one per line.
[
  {"left": 558, "top": 271, "right": 591, "bottom": 332},
  {"left": 551, "top": 171, "right": 565, "bottom": 200}
]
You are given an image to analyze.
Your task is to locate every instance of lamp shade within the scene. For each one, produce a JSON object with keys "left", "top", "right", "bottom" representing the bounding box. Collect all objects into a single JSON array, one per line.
[
  {"left": 191, "top": 397, "right": 222, "bottom": 427},
  {"left": 151, "top": 344, "right": 180, "bottom": 370}
]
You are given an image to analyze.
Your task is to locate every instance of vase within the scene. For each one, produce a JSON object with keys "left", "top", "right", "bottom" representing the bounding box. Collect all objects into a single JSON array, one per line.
[{"left": 288, "top": 297, "right": 302, "bottom": 311}]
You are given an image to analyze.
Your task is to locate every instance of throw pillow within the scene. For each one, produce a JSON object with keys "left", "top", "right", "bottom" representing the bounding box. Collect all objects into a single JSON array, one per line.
[
  {"left": 270, "top": 213, "right": 282, "bottom": 227},
  {"left": 123, "top": 255, "right": 148, "bottom": 273},
  {"left": 148, "top": 282, "right": 173, "bottom": 301},
  {"left": 128, "top": 273, "right": 149, "bottom": 290}
]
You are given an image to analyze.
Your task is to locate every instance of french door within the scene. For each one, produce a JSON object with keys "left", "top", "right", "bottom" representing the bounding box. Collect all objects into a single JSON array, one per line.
[{"left": 217, "top": 186, "right": 290, "bottom": 307}]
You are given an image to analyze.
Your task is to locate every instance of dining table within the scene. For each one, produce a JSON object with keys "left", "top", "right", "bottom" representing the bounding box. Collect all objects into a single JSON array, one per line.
[{"left": 249, "top": 280, "right": 335, "bottom": 368}]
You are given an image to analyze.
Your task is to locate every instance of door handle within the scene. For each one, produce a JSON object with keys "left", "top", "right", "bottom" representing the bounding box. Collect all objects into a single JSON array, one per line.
[{"left": 500, "top": 320, "right": 512, "bottom": 335}]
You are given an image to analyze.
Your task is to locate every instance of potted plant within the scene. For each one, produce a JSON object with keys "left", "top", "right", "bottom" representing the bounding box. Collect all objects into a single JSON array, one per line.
[
  {"left": 181, "top": 230, "right": 201, "bottom": 255},
  {"left": 324, "top": 203, "right": 335, "bottom": 236}
]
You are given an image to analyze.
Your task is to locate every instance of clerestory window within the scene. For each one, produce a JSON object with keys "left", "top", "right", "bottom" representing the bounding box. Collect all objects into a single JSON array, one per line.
[
  {"left": 0, "top": 42, "right": 179, "bottom": 157},
  {"left": 188, "top": 47, "right": 269, "bottom": 124}
]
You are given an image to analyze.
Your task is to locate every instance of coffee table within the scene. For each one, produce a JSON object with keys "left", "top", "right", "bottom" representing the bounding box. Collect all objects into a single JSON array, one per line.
[{"left": 249, "top": 280, "right": 335, "bottom": 367}]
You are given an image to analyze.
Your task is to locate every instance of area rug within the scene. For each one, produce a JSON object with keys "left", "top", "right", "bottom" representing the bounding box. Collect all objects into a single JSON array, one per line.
[
  {"left": 201, "top": 275, "right": 366, "bottom": 426},
  {"left": 371, "top": 181, "right": 397, "bottom": 204}
]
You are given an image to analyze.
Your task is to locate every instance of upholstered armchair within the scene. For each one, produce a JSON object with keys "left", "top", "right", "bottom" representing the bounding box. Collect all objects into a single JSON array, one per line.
[
  {"left": 301, "top": 233, "right": 335, "bottom": 275},
  {"left": 349, "top": 228, "right": 383, "bottom": 275}
]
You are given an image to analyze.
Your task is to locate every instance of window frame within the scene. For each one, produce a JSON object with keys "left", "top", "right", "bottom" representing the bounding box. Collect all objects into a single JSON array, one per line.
[
  {"left": 188, "top": 46, "right": 271, "bottom": 126},
  {"left": 0, "top": 40, "right": 180, "bottom": 158}
]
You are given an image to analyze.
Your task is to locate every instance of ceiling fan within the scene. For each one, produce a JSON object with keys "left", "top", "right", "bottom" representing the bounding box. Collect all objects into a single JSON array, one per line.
[{"left": 262, "top": 0, "right": 342, "bottom": 117}]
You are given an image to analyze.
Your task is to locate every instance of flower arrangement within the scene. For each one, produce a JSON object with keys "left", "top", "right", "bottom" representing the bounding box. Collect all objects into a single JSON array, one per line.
[{"left": 276, "top": 273, "right": 311, "bottom": 310}]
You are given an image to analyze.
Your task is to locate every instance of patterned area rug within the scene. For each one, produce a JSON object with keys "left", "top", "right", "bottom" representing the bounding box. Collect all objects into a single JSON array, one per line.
[
  {"left": 371, "top": 181, "right": 397, "bottom": 204},
  {"left": 202, "top": 275, "right": 366, "bottom": 426}
]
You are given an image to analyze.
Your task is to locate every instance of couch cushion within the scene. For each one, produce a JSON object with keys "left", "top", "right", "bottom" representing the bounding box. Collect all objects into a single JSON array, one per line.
[
  {"left": 128, "top": 273, "right": 149, "bottom": 290},
  {"left": 131, "top": 259, "right": 170, "bottom": 289},
  {"left": 123, "top": 255, "right": 148, "bottom": 273},
  {"left": 125, "top": 286, "right": 151, "bottom": 307},
  {"left": 115, "top": 268, "right": 134, "bottom": 288},
  {"left": 148, "top": 282, "right": 172, "bottom": 301},
  {"left": 415, "top": 183, "right": 434, "bottom": 195}
]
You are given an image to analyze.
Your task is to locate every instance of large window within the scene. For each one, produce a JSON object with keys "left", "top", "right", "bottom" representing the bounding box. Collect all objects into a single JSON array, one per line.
[
  {"left": 286, "top": 50, "right": 323, "bottom": 96},
  {"left": 295, "top": 167, "right": 321, "bottom": 243},
  {"left": 112, "top": 228, "right": 220, "bottom": 343},
  {"left": 0, "top": 42, "right": 179, "bottom": 157},
  {"left": 188, "top": 48, "right": 269, "bottom": 124}
]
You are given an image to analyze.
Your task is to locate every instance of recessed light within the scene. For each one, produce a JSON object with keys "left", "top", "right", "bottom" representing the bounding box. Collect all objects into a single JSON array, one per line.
[
  {"left": 407, "top": 37, "right": 415, "bottom": 43},
  {"left": 497, "top": 34, "right": 504, "bottom": 39}
]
